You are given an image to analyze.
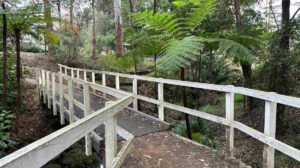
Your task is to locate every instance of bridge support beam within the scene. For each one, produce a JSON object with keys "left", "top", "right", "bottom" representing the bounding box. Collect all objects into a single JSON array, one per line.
[
  {"left": 225, "top": 91, "right": 234, "bottom": 157},
  {"left": 263, "top": 100, "right": 277, "bottom": 168},
  {"left": 84, "top": 82, "right": 92, "bottom": 156}
]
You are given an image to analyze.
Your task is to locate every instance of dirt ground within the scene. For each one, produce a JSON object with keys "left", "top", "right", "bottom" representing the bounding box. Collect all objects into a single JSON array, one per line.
[{"left": 122, "top": 131, "right": 242, "bottom": 168}]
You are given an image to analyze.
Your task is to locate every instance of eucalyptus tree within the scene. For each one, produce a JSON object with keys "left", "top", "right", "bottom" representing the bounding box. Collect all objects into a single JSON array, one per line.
[
  {"left": 92, "top": 0, "right": 96, "bottom": 59},
  {"left": 114, "top": 0, "right": 123, "bottom": 57}
]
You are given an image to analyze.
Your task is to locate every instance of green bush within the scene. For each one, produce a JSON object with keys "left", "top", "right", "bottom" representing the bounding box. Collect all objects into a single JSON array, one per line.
[
  {"left": 234, "top": 93, "right": 244, "bottom": 104},
  {"left": 23, "top": 46, "right": 44, "bottom": 53}
]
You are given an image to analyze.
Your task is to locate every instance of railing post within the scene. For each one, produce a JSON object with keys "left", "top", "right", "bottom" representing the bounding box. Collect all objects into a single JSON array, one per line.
[
  {"left": 92, "top": 72, "right": 96, "bottom": 94},
  {"left": 105, "top": 101, "right": 117, "bottom": 168},
  {"left": 84, "top": 70, "right": 87, "bottom": 81},
  {"left": 52, "top": 73, "right": 57, "bottom": 116},
  {"left": 263, "top": 99, "right": 277, "bottom": 168},
  {"left": 64, "top": 67, "right": 67, "bottom": 75},
  {"left": 77, "top": 69, "right": 80, "bottom": 79},
  {"left": 38, "top": 69, "right": 42, "bottom": 98},
  {"left": 42, "top": 70, "right": 46, "bottom": 104},
  {"left": 115, "top": 75, "right": 120, "bottom": 90},
  {"left": 68, "top": 78, "right": 74, "bottom": 123},
  {"left": 59, "top": 73, "right": 65, "bottom": 125},
  {"left": 132, "top": 78, "right": 138, "bottom": 110},
  {"left": 71, "top": 68, "right": 74, "bottom": 78},
  {"left": 158, "top": 82, "right": 164, "bottom": 121},
  {"left": 83, "top": 82, "right": 92, "bottom": 156},
  {"left": 59, "top": 65, "right": 62, "bottom": 73},
  {"left": 225, "top": 90, "right": 234, "bottom": 157},
  {"left": 46, "top": 71, "right": 51, "bottom": 109},
  {"left": 35, "top": 68, "right": 39, "bottom": 93},
  {"left": 102, "top": 73, "right": 106, "bottom": 98}
]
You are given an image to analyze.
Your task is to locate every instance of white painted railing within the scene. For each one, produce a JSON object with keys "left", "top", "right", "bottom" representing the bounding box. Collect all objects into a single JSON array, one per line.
[
  {"left": 58, "top": 64, "right": 300, "bottom": 168},
  {"left": 0, "top": 67, "right": 134, "bottom": 168}
]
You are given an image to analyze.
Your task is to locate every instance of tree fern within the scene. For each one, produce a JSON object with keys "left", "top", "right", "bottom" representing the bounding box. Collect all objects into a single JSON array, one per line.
[{"left": 157, "top": 36, "right": 204, "bottom": 72}]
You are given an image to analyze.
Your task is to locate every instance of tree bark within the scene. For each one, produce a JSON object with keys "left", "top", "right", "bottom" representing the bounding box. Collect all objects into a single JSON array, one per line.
[
  {"left": 2, "top": 3, "right": 8, "bottom": 110},
  {"left": 181, "top": 68, "right": 192, "bottom": 139},
  {"left": 15, "top": 28, "right": 21, "bottom": 136},
  {"left": 114, "top": 0, "right": 123, "bottom": 57},
  {"left": 43, "top": 0, "right": 55, "bottom": 57},
  {"left": 276, "top": 0, "right": 290, "bottom": 134},
  {"left": 92, "top": 0, "right": 96, "bottom": 59}
]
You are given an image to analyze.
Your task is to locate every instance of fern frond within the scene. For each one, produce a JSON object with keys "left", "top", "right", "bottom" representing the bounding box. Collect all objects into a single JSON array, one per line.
[{"left": 157, "top": 36, "right": 204, "bottom": 72}]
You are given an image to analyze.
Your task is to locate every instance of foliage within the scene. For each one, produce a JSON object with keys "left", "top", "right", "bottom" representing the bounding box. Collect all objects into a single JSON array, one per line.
[
  {"left": 0, "top": 57, "right": 17, "bottom": 107},
  {"left": 0, "top": 109, "right": 19, "bottom": 158}
]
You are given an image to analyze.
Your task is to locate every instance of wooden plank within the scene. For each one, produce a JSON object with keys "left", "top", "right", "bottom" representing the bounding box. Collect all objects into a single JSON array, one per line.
[
  {"left": 116, "top": 75, "right": 120, "bottom": 90},
  {"left": 263, "top": 101, "right": 277, "bottom": 168},
  {"left": 0, "top": 96, "right": 132, "bottom": 168},
  {"left": 89, "top": 83, "right": 128, "bottom": 99},
  {"left": 232, "top": 121, "right": 300, "bottom": 161},
  {"left": 111, "top": 138, "right": 134, "bottom": 168},
  {"left": 42, "top": 70, "right": 46, "bottom": 104},
  {"left": 225, "top": 92, "right": 234, "bottom": 157}
]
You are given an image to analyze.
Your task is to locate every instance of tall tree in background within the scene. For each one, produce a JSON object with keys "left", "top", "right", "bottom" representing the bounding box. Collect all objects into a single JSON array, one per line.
[
  {"left": 153, "top": 0, "right": 157, "bottom": 77},
  {"left": 92, "top": 0, "right": 96, "bottom": 59},
  {"left": 233, "top": 0, "right": 253, "bottom": 114},
  {"left": 57, "top": 0, "right": 62, "bottom": 46},
  {"left": 70, "top": 0, "right": 74, "bottom": 32},
  {"left": 43, "top": 0, "right": 55, "bottom": 56},
  {"left": 114, "top": 0, "right": 123, "bottom": 57},
  {"left": 2, "top": 2, "right": 7, "bottom": 110}
]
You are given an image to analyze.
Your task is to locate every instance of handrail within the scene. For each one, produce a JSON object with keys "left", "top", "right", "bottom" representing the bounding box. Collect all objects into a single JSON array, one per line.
[
  {"left": 58, "top": 64, "right": 300, "bottom": 168},
  {"left": 0, "top": 66, "right": 134, "bottom": 168}
]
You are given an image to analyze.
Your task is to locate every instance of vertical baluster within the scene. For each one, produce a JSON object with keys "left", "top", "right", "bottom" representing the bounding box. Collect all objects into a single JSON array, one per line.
[
  {"left": 102, "top": 73, "right": 106, "bottom": 98},
  {"left": 133, "top": 78, "right": 138, "bottom": 110},
  {"left": 35, "top": 68, "right": 39, "bottom": 93},
  {"left": 68, "top": 78, "right": 74, "bottom": 123},
  {"left": 84, "top": 82, "right": 92, "bottom": 156},
  {"left": 59, "top": 73, "right": 65, "bottom": 125},
  {"left": 64, "top": 67, "right": 67, "bottom": 75},
  {"left": 84, "top": 70, "right": 87, "bottom": 81},
  {"left": 46, "top": 71, "right": 51, "bottom": 109},
  {"left": 263, "top": 98, "right": 277, "bottom": 168},
  {"left": 77, "top": 69, "right": 80, "bottom": 79},
  {"left": 52, "top": 73, "right": 57, "bottom": 116},
  {"left": 71, "top": 68, "right": 74, "bottom": 78},
  {"left": 105, "top": 101, "right": 117, "bottom": 168},
  {"left": 115, "top": 75, "right": 120, "bottom": 90},
  {"left": 158, "top": 82, "right": 164, "bottom": 121},
  {"left": 92, "top": 72, "right": 96, "bottom": 94},
  {"left": 42, "top": 70, "right": 46, "bottom": 104},
  {"left": 225, "top": 90, "right": 234, "bottom": 157},
  {"left": 59, "top": 65, "right": 62, "bottom": 73}
]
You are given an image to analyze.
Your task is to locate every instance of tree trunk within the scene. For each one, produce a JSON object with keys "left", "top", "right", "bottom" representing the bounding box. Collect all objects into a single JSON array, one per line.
[
  {"left": 129, "top": 0, "right": 134, "bottom": 13},
  {"left": 70, "top": 0, "right": 74, "bottom": 32},
  {"left": 233, "top": 0, "right": 254, "bottom": 113},
  {"left": 181, "top": 68, "right": 192, "bottom": 139},
  {"left": 2, "top": 3, "right": 8, "bottom": 110},
  {"left": 57, "top": 0, "right": 62, "bottom": 46},
  {"left": 276, "top": 0, "right": 290, "bottom": 134},
  {"left": 43, "top": 0, "right": 55, "bottom": 57},
  {"left": 15, "top": 28, "right": 21, "bottom": 136},
  {"left": 92, "top": 0, "right": 96, "bottom": 59},
  {"left": 153, "top": 0, "right": 157, "bottom": 77},
  {"left": 114, "top": 0, "right": 123, "bottom": 57}
]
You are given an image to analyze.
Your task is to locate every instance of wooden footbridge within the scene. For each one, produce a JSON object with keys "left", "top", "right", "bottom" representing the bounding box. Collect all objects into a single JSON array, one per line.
[{"left": 0, "top": 64, "right": 300, "bottom": 168}]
